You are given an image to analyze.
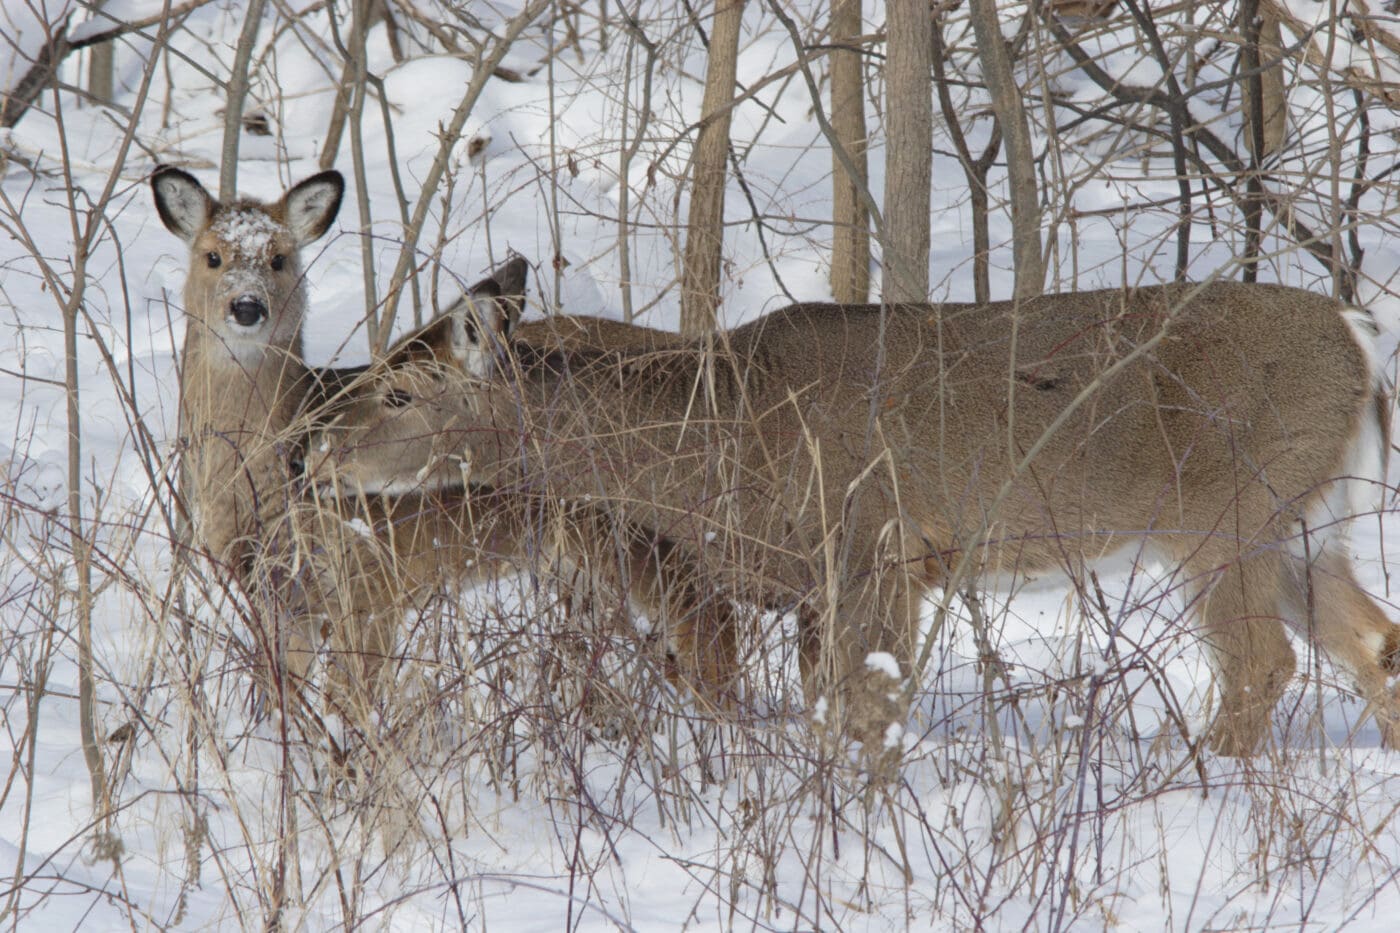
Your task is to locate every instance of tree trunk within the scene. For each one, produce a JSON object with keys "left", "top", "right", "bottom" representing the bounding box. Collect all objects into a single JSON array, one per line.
[
  {"left": 679, "top": 0, "right": 744, "bottom": 337},
  {"left": 968, "top": 0, "right": 1043, "bottom": 299},
  {"left": 829, "top": 0, "right": 869, "bottom": 303},
  {"left": 86, "top": 1, "right": 113, "bottom": 105},
  {"left": 933, "top": 17, "right": 1001, "bottom": 304},
  {"left": 1242, "top": 7, "right": 1287, "bottom": 159},
  {"left": 218, "top": 0, "right": 267, "bottom": 199},
  {"left": 1, "top": 10, "right": 72, "bottom": 129},
  {"left": 880, "top": 0, "right": 932, "bottom": 304}
]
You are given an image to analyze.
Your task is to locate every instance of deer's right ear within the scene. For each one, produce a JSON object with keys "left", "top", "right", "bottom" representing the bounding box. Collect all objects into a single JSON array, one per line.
[{"left": 151, "top": 166, "right": 214, "bottom": 243}]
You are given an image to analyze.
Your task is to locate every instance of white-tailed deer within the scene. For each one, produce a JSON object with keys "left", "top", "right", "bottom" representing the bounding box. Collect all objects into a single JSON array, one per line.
[
  {"left": 153, "top": 165, "right": 344, "bottom": 574},
  {"left": 297, "top": 295, "right": 743, "bottom": 706},
  {"left": 305, "top": 281, "right": 1398, "bottom": 756},
  {"left": 153, "top": 167, "right": 503, "bottom": 698}
]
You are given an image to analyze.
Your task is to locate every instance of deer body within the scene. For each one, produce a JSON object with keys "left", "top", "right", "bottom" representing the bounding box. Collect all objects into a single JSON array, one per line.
[{"left": 308, "top": 281, "right": 1398, "bottom": 755}]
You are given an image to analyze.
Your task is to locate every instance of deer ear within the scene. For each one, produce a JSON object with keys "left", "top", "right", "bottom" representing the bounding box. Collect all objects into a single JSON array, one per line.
[
  {"left": 465, "top": 255, "right": 530, "bottom": 332},
  {"left": 444, "top": 291, "right": 512, "bottom": 377},
  {"left": 281, "top": 170, "right": 344, "bottom": 246},
  {"left": 151, "top": 166, "right": 214, "bottom": 243}
]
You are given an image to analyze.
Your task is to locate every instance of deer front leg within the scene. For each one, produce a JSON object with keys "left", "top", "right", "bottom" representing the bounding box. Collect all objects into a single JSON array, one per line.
[{"left": 802, "top": 566, "right": 925, "bottom": 756}]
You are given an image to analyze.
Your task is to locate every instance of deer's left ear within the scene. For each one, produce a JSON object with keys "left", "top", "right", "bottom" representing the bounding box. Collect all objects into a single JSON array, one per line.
[
  {"left": 281, "top": 171, "right": 344, "bottom": 246},
  {"left": 465, "top": 255, "right": 530, "bottom": 333},
  {"left": 442, "top": 291, "right": 508, "bottom": 378}
]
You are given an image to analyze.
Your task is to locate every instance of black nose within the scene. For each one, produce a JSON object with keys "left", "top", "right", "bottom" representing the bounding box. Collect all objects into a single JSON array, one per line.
[
  {"left": 288, "top": 450, "right": 306, "bottom": 478},
  {"left": 229, "top": 296, "right": 268, "bottom": 327}
]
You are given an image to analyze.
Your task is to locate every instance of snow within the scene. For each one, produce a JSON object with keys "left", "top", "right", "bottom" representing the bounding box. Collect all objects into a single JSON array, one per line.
[
  {"left": 210, "top": 209, "right": 283, "bottom": 258},
  {"left": 6, "top": 1, "right": 1400, "bottom": 930},
  {"left": 864, "top": 651, "right": 902, "bottom": 681}
]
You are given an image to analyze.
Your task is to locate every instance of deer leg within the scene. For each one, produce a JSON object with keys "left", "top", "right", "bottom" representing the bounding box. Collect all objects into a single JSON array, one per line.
[
  {"left": 1285, "top": 548, "right": 1400, "bottom": 748},
  {"left": 806, "top": 563, "right": 925, "bottom": 753},
  {"left": 1185, "top": 544, "right": 1296, "bottom": 757},
  {"left": 631, "top": 535, "right": 741, "bottom": 713}
]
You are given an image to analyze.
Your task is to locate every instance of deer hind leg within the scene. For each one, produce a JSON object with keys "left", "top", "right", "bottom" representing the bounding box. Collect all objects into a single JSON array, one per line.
[
  {"left": 666, "top": 593, "right": 741, "bottom": 711},
  {"left": 1183, "top": 542, "right": 1297, "bottom": 757},
  {"left": 546, "top": 509, "right": 742, "bottom": 713},
  {"left": 1284, "top": 547, "right": 1400, "bottom": 748}
]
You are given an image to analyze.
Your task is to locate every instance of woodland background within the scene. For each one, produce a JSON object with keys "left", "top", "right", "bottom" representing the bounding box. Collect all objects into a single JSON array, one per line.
[{"left": 5, "top": 0, "right": 1400, "bottom": 929}]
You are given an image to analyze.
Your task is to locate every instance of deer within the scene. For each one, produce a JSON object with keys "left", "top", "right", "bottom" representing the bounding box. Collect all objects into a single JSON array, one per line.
[
  {"left": 152, "top": 171, "right": 737, "bottom": 717},
  {"left": 153, "top": 165, "right": 344, "bottom": 574},
  {"left": 302, "top": 280, "right": 1400, "bottom": 757},
  {"left": 295, "top": 291, "right": 744, "bottom": 709},
  {"left": 152, "top": 165, "right": 505, "bottom": 704}
]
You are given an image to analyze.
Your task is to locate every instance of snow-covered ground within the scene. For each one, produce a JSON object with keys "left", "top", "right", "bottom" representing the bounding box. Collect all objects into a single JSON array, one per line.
[{"left": 5, "top": 2, "right": 1400, "bottom": 929}]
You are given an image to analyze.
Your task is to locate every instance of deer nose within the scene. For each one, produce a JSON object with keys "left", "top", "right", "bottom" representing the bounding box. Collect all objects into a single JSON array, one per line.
[
  {"left": 288, "top": 449, "right": 306, "bottom": 478},
  {"left": 229, "top": 295, "right": 268, "bottom": 327}
]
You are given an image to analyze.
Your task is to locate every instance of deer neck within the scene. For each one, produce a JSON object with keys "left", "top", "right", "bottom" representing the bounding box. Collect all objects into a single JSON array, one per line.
[{"left": 180, "top": 327, "right": 308, "bottom": 433}]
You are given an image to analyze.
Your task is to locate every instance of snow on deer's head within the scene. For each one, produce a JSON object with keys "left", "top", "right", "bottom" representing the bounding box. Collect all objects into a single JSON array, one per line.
[{"left": 152, "top": 166, "right": 344, "bottom": 364}]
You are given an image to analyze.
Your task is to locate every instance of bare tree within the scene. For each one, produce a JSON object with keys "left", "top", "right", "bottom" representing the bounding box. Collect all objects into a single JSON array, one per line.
[
  {"left": 829, "top": 0, "right": 869, "bottom": 303},
  {"left": 1, "top": 5, "right": 72, "bottom": 128},
  {"left": 932, "top": 14, "right": 1000, "bottom": 304},
  {"left": 1239, "top": 0, "right": 1286, "bottom": 282},
  {"left": 218, "top": 0, "right": 267, "bottom": 198},
  {"left": 679, "top": 0, "right": 744, "bottom": 337},
  {"left": 969, "top": 0, "right": 1043, "bottom": 299},
  {"left": 881, "top": 0, "right": 931, "bottom": 304}
]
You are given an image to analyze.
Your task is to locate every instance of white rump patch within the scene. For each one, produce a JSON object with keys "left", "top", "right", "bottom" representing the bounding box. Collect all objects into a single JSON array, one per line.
[{"left": 1295, "top": 304, "right": 1390, "bottom": 561}]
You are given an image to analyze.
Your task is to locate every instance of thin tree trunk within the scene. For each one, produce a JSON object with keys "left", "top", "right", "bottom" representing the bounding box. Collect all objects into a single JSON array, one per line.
[
  {"left": 219, "top": 0, "right": 267, "bottom": 199},
  {"left": 829, "top": 0, "right": 869, "bottom": 303},
  {"left": 86, "top": 2, "right": 114, "bottom": 104},
  {"left": 1, "top": 10, "right": 72, "bottom": 128},
  {"left": 618, "top": 15, "right": 657, "bottom": 323},
  {"left": 679, "top": 0, "right": 744, "bottom": 337},
  {"left": 932, "top": 15, "right": 1001, "bottom": 304},
  {"left": 1243, "top": 6, "right": 1286, "bottom": 159},
  {"left": 880, "top": 0, "right": 932, "bottom": 304},
  {"left": 1239, "top": 0, "right": 1284, "bottom": 282},
  {"left": 968, "top": 0, "right": 1043, "bottom": 299}
]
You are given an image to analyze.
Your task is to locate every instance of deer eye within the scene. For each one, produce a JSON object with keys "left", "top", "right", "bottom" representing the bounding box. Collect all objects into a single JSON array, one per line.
[
  {"left": 384, "top": 388, "right": 414, "bottom": 409},
  {"left": 206, "top": 251, "right": 222, "bottom": 269},
  {"left": 271, "top": 254, "right": 285, "bottom": 272}
]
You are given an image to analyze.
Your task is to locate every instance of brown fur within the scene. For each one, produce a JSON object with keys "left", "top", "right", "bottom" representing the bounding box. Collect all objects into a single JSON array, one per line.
[
  {"left": 308, "top": 282, "right": 1400, "bottom": 755},
  {"left": 154, "top": 166, "right": 343, "bottom": 573},
  {"left": 300, "top": 307, "right": 743, "bottom": 709}
]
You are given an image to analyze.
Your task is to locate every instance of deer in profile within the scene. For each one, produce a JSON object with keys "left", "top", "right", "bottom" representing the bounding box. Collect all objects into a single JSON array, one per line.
[
  {"left": 305, "top": 280, "right": 1399, "bottom": 757},
  {"left": 296, "top": 287, "right": 743, "bottom": 709}
]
